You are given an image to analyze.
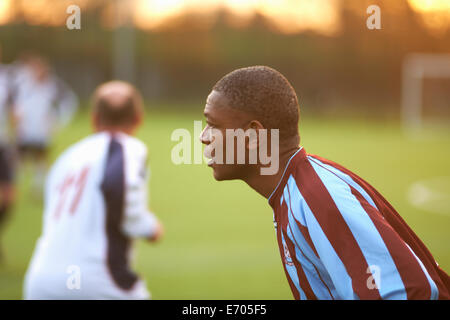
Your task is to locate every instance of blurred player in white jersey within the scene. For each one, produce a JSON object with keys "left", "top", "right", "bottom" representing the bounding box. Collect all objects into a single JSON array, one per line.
[
  {"left": 0, "top": 47, "right": 16, "bottom": 260},
  {"left": 24, "top": 81, "right": 163, "bottom": 299},
  {"left": 11, "top": 54, "right": 78, "bottom": 192}
]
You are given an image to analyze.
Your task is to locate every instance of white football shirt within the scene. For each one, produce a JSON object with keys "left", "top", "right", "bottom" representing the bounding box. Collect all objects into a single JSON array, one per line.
[{"left": 24, "top": 132, "right": 159, "bottom": 299}]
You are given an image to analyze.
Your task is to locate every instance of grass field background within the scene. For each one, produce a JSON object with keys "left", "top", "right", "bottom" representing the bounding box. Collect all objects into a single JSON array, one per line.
[{"left": 0, "top": 105, "right": 449, "bottom": 299}]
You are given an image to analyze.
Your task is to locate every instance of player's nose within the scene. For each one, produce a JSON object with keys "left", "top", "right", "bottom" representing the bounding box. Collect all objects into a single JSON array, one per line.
[{"left": 199, "top": 125, "right": 210, "bottom": 145}]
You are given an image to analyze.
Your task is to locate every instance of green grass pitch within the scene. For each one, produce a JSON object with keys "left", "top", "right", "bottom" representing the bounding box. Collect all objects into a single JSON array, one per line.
[{"left": 1, "top": 105, "right": 449, "bottom": 299}]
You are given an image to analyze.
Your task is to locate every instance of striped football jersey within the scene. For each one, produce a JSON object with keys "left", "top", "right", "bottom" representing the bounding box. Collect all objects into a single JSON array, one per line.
[{"left": 268, "top": 147, "right": 450, "bottom": 300}]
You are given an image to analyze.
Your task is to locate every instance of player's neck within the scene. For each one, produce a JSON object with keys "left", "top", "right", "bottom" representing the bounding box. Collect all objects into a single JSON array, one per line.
[
  {"left": 243, "top": 146, "right": 300, "bottom": 199},
  {"left": 95, "top": 126, "right": 135, "bottom": 136}
]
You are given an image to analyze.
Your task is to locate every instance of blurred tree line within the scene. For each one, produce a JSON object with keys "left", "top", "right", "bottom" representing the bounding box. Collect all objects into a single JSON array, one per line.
[{"left": 0, "top": 0, "right": 449, "bottom": 118}]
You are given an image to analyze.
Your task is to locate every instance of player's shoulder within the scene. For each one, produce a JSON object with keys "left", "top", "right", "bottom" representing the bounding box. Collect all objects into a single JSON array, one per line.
[
  {"left": 0, "top": 63, "right": 7, "bottom": 73},
  {"left": 46, "top": 133, "right": 109, "bottom": 187},
  {"left": 113, "top": 134, "right": 149, "bottom": 182},
  {"left": 71, "top": 132, "right": 111, "bottom": 153},
  {"left": 0, "top": 64, "right": 13, "bottom": 82},
  {"left": 66, "top": 132, "right": 147, "bottom": 157},
  {"left": 53, "top": 133, "right": 109, "bottom": 166},
  {"left": 115, "top": 133, "right": 148, "bottom": 158},
  {"left": 287, "top": 152, "right": 352, "bottom": 202}
]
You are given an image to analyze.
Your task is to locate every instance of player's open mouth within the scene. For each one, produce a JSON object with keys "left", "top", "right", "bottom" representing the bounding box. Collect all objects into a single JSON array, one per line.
[{"left": 204, "top": 146, "right": 215, "bottom": 167}]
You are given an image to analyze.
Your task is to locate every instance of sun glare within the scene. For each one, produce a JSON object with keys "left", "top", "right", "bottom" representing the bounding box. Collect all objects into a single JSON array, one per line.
[
  {"left": 0, "top": 0, "right": 11, "bottom": 25},
  {"left": 134, "top": 0, "right": 340, "bottom": 35},
  {"left": 0, "top": 0, "right": 448, "bottom": 34},
  {"left": 408, "top": 0, "right": 450, "bottom": 12},
  {"left": 257, "top": 0, "right": 340, "bottom": 35},
  {"left": 408, "top": 0, "right": 450, "bottom": 33},
  {"left": 135, "top": 0, "right": 187, "bottom": 28}
]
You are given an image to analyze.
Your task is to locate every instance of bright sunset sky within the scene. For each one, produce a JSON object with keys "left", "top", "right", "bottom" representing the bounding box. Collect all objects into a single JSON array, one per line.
[{"left": 0, "top": 0, "right": 449, "bottom": 35}]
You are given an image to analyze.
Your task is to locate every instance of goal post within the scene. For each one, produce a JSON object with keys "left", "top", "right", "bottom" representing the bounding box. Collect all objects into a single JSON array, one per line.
[{"left": 401, "top": 53, "right": 450, "bottom": 132}]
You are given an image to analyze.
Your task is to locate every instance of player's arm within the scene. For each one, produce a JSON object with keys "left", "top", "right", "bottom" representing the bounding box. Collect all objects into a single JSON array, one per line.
[
  {"left": 147, "top": 219, "right": 164, "bottom": 242},
  {"left": 121, "top": 148, "right": 164, "bottom": 242}
]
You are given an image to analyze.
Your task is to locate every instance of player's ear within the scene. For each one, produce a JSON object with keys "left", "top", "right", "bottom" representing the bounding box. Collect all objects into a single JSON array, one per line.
[
  {"left": 128, "top": 113, "right": 142, "bottom": 135},
  {"left": 134, "top": 112, "right": 143, "bottom": 128},
  {"left": 246, "top": 120, "right": 264, "bottom": 151},
  {"left": 91, "top": 112, "right": 100, "bottom": 132}
]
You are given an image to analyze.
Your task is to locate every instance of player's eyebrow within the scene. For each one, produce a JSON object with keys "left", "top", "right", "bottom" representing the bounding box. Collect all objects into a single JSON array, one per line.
[
  {"left": 203, "top": 112, "right": 220, "bottom": 127},
  {"left": 203, "top": 110, "right": 215, "bottom": 121}
]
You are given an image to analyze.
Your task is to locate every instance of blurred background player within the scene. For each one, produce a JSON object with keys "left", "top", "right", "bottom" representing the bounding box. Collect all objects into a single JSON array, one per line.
[
  {"left": 11, "top": 54, "right": 78, "bottom": 194},
  {"left": 0, "top": 45, "right": 16, "bottom": 262},
  {"left": 23, "top": 81, "right": 164, "bottom": 299}
]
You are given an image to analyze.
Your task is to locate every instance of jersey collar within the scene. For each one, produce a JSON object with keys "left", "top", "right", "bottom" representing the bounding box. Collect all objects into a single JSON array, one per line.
[{"left": 268, "top": 147, "right": 304, "bottom": 207}]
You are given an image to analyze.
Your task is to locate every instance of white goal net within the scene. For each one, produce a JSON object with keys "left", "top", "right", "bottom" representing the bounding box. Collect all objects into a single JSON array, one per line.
[{"left": 401, "top": 53, "right": 450, "bottom": 132}]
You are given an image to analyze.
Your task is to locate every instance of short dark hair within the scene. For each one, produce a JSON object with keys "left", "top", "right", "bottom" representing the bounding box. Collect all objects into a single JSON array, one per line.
[
  {"left": 213, "top": 66, "right": 300, "bottom": 142},
  {"left": 93, "top": 81, "right": 142, "bottom": 127}
]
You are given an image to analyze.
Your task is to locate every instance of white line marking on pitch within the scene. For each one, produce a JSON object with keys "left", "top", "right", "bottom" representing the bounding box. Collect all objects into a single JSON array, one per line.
[{"left": 407, "top": 176, "right": 450, "bottom": 217}]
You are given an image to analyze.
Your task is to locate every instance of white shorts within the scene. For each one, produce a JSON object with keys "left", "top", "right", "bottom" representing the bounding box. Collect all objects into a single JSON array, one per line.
[{"left": 24, "top": 270, "right": 151, "bottom": 300}]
